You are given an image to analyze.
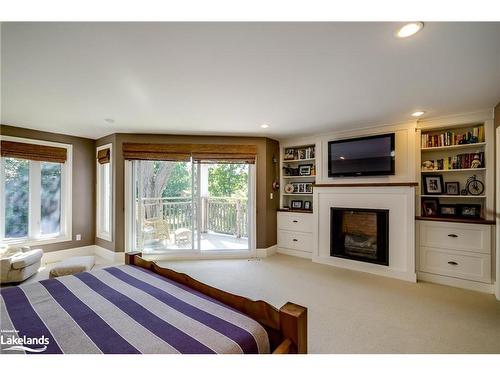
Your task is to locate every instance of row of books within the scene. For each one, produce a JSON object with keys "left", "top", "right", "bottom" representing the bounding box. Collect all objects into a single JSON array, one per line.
[
  {"left": 423, "top": 152, "right": 485, "bottom": 171},
  {"left": 421, "top": 126, "right": 484, "bottom": 148}
]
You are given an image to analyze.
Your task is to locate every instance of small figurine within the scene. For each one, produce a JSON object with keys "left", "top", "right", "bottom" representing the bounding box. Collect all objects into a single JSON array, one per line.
[
  {"left": 422, "top": 160, "right": 435, "bottom": 171},
  {"left": 471, "top": 154, "right": 482, "bottom": 168},
  {"left": 460, "top": 189, "right": 468, "bottom": 196}
]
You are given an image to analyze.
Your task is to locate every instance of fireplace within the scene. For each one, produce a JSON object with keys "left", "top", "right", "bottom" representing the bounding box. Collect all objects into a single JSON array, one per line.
[{"left": 330, "top": 207, "right": 389, "bottom": 266}]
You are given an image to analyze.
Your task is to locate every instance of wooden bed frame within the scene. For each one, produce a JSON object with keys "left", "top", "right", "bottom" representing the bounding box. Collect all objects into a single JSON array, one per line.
[{"left": 125, "top": 252, "right": 307, "bottom": 354}]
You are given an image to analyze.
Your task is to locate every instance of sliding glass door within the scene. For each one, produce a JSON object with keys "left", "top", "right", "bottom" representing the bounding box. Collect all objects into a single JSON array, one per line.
[{"left": 128, "top": 159, "right": 253, "bottom": 255}]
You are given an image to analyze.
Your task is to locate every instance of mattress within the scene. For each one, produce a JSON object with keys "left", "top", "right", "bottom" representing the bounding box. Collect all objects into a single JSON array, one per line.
[{"left": 0, "top": 265, "right": 270, "bottom": 354}]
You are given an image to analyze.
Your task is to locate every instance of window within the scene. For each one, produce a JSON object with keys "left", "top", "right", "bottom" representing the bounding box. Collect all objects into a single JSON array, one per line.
[
  {"left": 96, "top": 144, "right": 112, "bottom": 241},
  {"left": 0, "top": 137, "right": 72, "bottom": 245}
]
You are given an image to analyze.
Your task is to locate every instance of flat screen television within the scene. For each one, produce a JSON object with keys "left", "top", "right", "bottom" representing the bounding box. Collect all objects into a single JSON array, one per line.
[{"left": 328, "top": 133, "right": 395, "bottom": 177}]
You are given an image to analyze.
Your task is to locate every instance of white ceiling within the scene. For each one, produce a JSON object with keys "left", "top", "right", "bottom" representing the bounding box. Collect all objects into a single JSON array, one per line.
[{"left": 1, "top": 22, "right": 500, "bottom": 140}]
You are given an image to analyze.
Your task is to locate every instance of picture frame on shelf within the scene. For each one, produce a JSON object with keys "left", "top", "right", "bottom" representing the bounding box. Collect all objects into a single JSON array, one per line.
[
  {"left": 299, "top": 164, "right": 313, "bottom": 176},
  {"left": 445, "top": 182, "right": 460, "bottom": 195},
  {"left": 303, "top": 201, "right": 311, "bottom": 210},
  {"left": 284, "top": 148, "right": 296, "bottom": 160},
  {"left": 304, "top": 183, "right": 313, "bottom": 193},
  {"left": 439, "top": 204, "right": 458, "bottom": 217},
  {"left": 423, "top": 174, "right": 444, "bottom": 195},
  {"left": 297, "top": 149, "right": 306, "bottom": 160},
  {"left": 422, "top": 198, "right": 439, "bottom": 217},
  {"left": 291, "top": 200, "right": 303, "bottom": 209},
  {"left": 458, "top": 204, "right": 481, "bottom": 219}
]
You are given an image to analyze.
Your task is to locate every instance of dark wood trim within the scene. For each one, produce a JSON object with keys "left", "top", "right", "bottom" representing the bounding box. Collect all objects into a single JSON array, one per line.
[
  {"left": 415, "top": 216, "right": 496, "bottom": 225},
  {"left": 126, "top": 252, "right": 307, "bottom": 354},
  {"left": 277, "top": 209, "right": 313, "bottom": 214},
  {"left": 314, "top": 182, "right": 418, "bottom": 187}
]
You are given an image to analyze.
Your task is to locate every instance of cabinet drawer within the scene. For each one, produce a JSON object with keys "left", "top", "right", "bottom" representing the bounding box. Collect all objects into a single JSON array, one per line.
[
  {"left": 419, "top": 221, "right": 491, "bottom": 254},
  {"left": 278, "top": 230, "right": 313, "bottom": 253},
  {"left": 419, "top": 246, "right": 491, "bottom": 283},
  {"left": 277, "top": 212, "right": 313, "bottom": 233}
]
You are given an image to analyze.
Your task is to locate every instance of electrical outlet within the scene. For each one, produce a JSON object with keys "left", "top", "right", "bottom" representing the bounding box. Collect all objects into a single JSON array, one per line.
[{"left": 76, "top": 234, "right": 81, "bottom": 241}]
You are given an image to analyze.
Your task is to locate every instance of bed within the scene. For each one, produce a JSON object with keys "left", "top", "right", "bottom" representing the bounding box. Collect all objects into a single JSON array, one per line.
[{"left": 0, "top": 252, "right": 307, "bottom": 354}]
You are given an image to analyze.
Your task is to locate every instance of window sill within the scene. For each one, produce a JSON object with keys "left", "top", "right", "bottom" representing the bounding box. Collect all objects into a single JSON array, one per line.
[
  {"left": 96, "top": 233, "right": 112, "bottom": 242},
  {"left": 1, "top": 235, "right": 72, "bottom": 248}
]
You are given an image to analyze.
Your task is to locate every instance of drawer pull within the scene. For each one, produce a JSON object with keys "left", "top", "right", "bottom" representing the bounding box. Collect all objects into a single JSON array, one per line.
[
  {"left": 292, "top": 220, "right": 298, "bottom": 223},
  {"left": 292, "top": 239, "right": 298, "bottom": 242},
  {"left": 447, "top": 234, "right": 458, "bottom": 238},
  {"left": 447, "top": 261, "right": 458, "bottom": 266}
]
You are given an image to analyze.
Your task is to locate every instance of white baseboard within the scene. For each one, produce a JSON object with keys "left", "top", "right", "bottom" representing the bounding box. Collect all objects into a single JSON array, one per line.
[
  {"left": 256, "top": 245, "right": 277, "bottom": 258},
  {"left": 277, "top": 247, "right": 312, "bottom": 259},
  {"left": 417, "top": 271, "right": 494, "bottom": 294},
  {"left": 42, "top": 245, "right": 124, "bottom": 265}
]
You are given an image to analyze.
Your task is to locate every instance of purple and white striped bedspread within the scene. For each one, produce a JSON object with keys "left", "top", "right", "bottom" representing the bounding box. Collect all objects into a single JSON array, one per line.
[{"left": 0, "top": 265, "right": 270, "bottom": 354}]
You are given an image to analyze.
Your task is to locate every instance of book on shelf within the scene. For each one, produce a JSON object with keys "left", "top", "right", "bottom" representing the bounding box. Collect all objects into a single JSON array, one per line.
[{"left": 421, "top": 126, "right": 484, "bottom": 148}]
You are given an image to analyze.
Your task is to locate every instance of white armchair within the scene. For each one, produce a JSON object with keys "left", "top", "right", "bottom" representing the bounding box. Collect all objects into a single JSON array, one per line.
[{"left": 0, "top": 246, "right": 43, "bottom": 284}]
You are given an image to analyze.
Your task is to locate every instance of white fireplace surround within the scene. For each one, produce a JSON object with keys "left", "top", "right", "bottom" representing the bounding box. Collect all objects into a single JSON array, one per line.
[{"left": 312, "top": 185, "right": 416, "bottom": 282}]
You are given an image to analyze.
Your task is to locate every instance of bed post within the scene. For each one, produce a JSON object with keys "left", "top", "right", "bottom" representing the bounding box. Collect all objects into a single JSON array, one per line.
[
  {"left": 125, "top": 251, "right": 142, "bottom": 265},
  {"left": 279, "top": 302, "right": 307, "bottom": 354}
]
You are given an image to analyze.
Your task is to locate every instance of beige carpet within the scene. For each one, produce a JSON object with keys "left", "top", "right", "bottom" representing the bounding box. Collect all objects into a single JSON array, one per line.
[{"left": 156, "top": 254, "right": 500, "bottom": 354}]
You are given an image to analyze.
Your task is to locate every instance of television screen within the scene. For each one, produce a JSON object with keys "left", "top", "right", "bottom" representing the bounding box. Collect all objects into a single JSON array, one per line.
[{"left": 328, "top": 133, "right": 395, "bottom": 177}]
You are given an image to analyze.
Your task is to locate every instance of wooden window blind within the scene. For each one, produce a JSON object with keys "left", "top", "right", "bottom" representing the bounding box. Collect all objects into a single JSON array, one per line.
[
  {"left": 0, "top": 140, "right": 67, "bottom": 163},
  {"left": 122, "top": 143, "right": 257, "bottom": 164},
  {"left": 190, "top": 144, "right": 257, "bottom": 164},
  {"left": 97, "top": 148, "right": 111, "bottom": 164}
]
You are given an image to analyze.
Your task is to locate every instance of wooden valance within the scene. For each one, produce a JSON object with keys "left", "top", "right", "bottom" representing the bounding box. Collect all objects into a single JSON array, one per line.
[
  {"left": 1, "top": 140, "right": 67, "bottom": 163},
  {"left": 123, "top": 143, "right": 257, "bottom": 164},
  {"left": 97, "top": 148, "right": 111, "bottom": 164}
]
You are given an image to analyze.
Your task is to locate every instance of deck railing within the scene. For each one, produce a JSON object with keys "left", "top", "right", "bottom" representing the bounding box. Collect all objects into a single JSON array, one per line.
[{"left": 139, "top": 196, "right": 248, "bottom": 238}]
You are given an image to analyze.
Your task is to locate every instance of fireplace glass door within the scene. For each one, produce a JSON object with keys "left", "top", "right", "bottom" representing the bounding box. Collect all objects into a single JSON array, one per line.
[{"left": 330, "top": 207, "right": 389, "bottom": 266}]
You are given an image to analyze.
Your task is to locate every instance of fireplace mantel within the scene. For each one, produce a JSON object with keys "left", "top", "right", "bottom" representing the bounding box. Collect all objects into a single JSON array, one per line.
[{"left": 314, "top": 182, "right": 418, "bottom": 188}]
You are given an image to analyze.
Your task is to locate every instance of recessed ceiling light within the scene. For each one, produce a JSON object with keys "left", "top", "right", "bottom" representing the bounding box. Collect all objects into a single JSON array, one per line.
[
  {"left": 260, "top": 124, "right": 270, "bottom": 129},
  {"left": 395, "top": 22, "right": 424, "bottom": 38},
  {"left": 104, "top": 118, "right": 115, "bottom": 124},
  {"left": 411, "top": 111, "right": 425, "bottom": 117}
]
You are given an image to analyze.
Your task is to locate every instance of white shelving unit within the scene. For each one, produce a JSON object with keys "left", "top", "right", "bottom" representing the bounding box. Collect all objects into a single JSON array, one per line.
[
  {"left": 415, "top": 111, "right": 495, "bottom": 294},
  {"left": 417, "top": 119, "right": 493, "bottom": 221},
  {"left": 279, "top": 144, "right": 317, "bottom": 213}
]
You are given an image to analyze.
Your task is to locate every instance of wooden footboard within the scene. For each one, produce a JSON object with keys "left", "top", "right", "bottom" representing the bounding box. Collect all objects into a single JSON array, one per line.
[{"left": 125, "top": 252, "right": 307, "bottom": 354}]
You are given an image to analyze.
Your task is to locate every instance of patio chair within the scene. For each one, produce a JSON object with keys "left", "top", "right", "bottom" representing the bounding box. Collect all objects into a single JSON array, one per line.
[{"left": 144, "top": 218, "right": 170, "bottom": 242}]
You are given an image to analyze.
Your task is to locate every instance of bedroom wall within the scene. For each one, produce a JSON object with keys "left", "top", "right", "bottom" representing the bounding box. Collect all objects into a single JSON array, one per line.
[
  {"left": 96, "top": 133, "right": 280, "bottom": 252},
  {"left": 0, "top": 124, "right": 96, "bottom": 252}
]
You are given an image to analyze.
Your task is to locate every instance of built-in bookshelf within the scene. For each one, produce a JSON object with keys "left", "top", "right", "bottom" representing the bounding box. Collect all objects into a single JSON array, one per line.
[
  {"left": 417, "top": 120, "right": 494, "bottom": 222},
  {"left": 280, "top": 144, "right": 316, "bottom": 213}
]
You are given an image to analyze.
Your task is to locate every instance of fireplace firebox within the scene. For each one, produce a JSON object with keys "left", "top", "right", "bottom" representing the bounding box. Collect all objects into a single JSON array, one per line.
[{"left": 330, "top": 207, "right": 389, "bottom": 266}]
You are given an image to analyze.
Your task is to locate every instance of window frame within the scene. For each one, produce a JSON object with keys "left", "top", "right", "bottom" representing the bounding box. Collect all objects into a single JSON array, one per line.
[
  {"left": 96, "top": 143, "right": 113, "bottom": 242},
  {"left": 0, "top": 135, "right": 72, "bottom": 246}
]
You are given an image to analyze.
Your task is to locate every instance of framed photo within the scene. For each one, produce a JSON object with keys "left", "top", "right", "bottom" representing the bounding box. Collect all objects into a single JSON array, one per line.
[
  {"left": 298, "top": 183, "right": 305, "bottom": 193},
  {"left": 422, "top": 198, "right": 439, "bottom": 217},
  {"left": 423, "top": 175, "right": 444, "bottom": 195},
  {"left": 291, "top": 200, "right": 303, "bottom": 209},
  {"left": 297, "top": 149, "right": 306, "bottom": 160},
  {"left": 299, "top": 164, "right": 313, "bottom": 176},
  {"left": 458, "top": 204, "right": 481, "bottom": 218},
  {"left": 304, "top": 183, "right": 313, "bottom": 193},
  {"left": 439, "top": 204, "right": 458, "bottom": 217},
  {"left": 445, "top": 182, "right": 460, "bottom": 195},
  {"left": 303, "top": 201, "right": 312, "bottom": 210},
  {"left": 284, "top": 148, "right": 296, "bottom": 160}
]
